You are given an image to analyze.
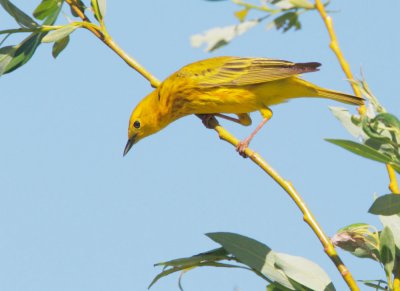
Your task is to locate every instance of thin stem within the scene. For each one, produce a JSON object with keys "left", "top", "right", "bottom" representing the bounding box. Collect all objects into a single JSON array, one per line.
[
  {"left": 231, "top": 0, "right": 277, "bottom": 13},
  {"left": 314, "top": 0, "right": 363, "bottom": 111},
  {"left": 102, "top": 37, "right": 160, "bottom": 88},
  {"left": 0, "top": 27, "right": 38, "bottom": 34},
  {"left": 0, "top": 33, "right": 10, "bottom": 46},
  {"left": 64, "top": 0, "right": 160, "bottom": 88},
  {"left": 387, "top": 164, "right": 400, "bottom": 194},
  {"left": 0, "top": 25, "right": 63, "bottom": 35},
  {"left": 231, "top": 0, "right": 308, "bottom": 17},
  {"left": 198, "top": 115, "right": 359, "bottom": 290},
  {"left": 314, "top": 0, "right": 400, "bottom": 215}
]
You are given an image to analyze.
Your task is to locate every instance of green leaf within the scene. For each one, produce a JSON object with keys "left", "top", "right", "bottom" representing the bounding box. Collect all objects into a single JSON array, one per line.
[
  {"left": 191, "top": 20, "right": 259, "bottom": 52},
  {"left": 289, "top": 0, "right": 314, "bottom": 9},
  {"left": 0, "top": 45, "right": 17, "bottom": 75},
  {"left": 274, "top": 252, "right": 336, "bottom": 291},
  {"left": 359, "top": 279, "right": 388, "bottom": 290},
  {"left": 325, "top": 139, "right": 392, "bottom": 164},
  {"left": 374, "top": 113, "right": 400, "bottom": 131},
  {"left": 97, "top": 0, "right": 106, "bottom": 18},
  {"left": 379, "top": 226, "right": 395, "bottom": 279},
  {"left": 329, "top": 106, "right": 367, "bottom": 139},
  {"left": 1, "top": 0, "right": 62, "bottom": 75},
  {"left": 41, "top": 0, "right": 63, "bottom": 25},
  {"left": 33, "top": 0, "right": 62, "bottom": 21},
  {"left": 42, "top": 24, "right": 78, "bottom": 43},
  {"left": 380, "top": 215, "right": 400, "bottom": 251},
  {"left": 362, "top": 113, "right": 400, "bottom": 146},
  {"left": 369, "top": 194, "right": 400, "bottom": 216},
  {"left": 2, "top": 33, "right": 42, "bottom": 74},
  {"left": 268, "top": 12, "right": 301, "bottom": 32},
  {"left": 0, "top": 0, "right": 38, "bottom": 28},
  {"left": 364, "top": 137, "right": 392, "bottom": 151},
  {"left": 207, "top": 232, "right": 294, "bottom": 289},
  {"left": 150, "top": 262, "right": 241, "bottom": 289},
  {"left": 52, "top": 35, "right": 69, "bottom": 58},
  {"left": 391, "top": 163, "right": 400, "bottom": 174},
  {"left": 326, "top": 139, "right": 400, "bottom": 173},
  {"left": 70, "top": 0, "right": 86, "bottom": 17},
  {"left": 267, "top": 282, "right": 295, "bottom": 291},
  {"left": 149, "top": 265, "right": 182, "bottom": 289},
  {"left": 149, "top": 247, "right": 243, "bottom": 288},
  {"left": 154, "top": 247, "right": 230, "bottom": 268},
  {"left": 91, "top": 0, "right": 105, "bottom": 21},
  {"left": 272, "top": 0, "right": 296, "bottom": 9}
]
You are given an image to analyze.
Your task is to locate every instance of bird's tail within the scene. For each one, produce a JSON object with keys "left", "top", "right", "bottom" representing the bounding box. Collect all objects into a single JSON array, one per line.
[{"left": 316, "top": 87, "right": 364, "bottom": 105}]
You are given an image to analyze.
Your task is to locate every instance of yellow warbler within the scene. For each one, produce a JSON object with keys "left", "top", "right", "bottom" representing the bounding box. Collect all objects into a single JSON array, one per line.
[{"left": 124, "top": 56, "right": 363, "bottom": 156}]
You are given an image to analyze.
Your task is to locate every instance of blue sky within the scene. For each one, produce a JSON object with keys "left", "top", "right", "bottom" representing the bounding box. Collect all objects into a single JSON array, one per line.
[{"left": 1, "top": 1, "right": 399, "bottom": 290}]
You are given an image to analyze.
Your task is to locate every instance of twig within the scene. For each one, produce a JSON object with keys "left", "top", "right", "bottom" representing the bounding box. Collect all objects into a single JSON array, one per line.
[
  {"left": 314, "top": 0, "right": 362, "bottom": 103},
  {"left": 387, "top": 164, "right": 400, "bottom": 194},
  {"left": 64, "top": 0, "right": 160, "bottom": 87},
  {"left": 231, "top": 0, "right": 279, "bottom": 13}
]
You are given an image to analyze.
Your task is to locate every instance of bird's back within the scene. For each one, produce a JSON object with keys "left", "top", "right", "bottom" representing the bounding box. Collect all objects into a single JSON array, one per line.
[
  {"left": 156, "top": 56, "right": 362, "bottom": 116},
  {"left": 173, "top": 56, "right": 321, "bottom": 87}
]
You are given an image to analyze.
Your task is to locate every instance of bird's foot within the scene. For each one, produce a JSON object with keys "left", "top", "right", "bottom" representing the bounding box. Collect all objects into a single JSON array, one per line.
[
  {"left": 236, "top": 139, "right": 250, "bottom": 158},
  {"left": 199, "top": 114, "right": 216, "bottom": 129}
]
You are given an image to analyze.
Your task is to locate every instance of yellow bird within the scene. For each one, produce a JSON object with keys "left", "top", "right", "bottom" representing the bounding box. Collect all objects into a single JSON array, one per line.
[{"left": 123, "top": 56, "right": 363, "bottom": 156}]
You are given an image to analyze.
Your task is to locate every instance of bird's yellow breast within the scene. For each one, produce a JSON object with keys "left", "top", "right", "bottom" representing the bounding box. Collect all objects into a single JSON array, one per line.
[
  {"left": 180, "top": 86, "right": 261, "bottom": 114},
  {"left": 159, "top": 76, "right": 311, "bottom": 117}
]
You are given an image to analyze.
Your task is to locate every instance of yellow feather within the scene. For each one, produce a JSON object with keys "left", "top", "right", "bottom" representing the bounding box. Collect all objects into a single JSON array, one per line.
[{"left": 123, "top": 56, "right": 364, "bottom": 155}]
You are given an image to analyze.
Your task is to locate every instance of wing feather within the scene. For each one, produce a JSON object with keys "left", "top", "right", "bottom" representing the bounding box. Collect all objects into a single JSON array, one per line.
[{"left": 176, "top": 56, "right": 321, "bottom": 87}]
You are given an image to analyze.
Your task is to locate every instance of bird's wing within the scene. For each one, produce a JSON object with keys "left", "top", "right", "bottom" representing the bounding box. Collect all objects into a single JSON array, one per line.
[{"left": 178, "top": 57, "right": 321, "bottom": 87}]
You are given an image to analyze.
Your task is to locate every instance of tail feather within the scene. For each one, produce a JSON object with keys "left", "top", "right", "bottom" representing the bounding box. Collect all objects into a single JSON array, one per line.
[
  {"left": 316, "top": 87, "right": 364, "bottom": 105},
  {"left": 293, "top": 62, "right": 321, "bottom": 74}
]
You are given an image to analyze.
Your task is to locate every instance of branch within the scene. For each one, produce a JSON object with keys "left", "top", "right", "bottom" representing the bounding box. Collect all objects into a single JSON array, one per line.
[
  {"left": 231, "top": 0, "right": 279, "bottom": 13},
  {"left": 314, "top": 0, "right": 399, "bottom": 206},
  {"left": 0, "top": 25, "right": 68, "bottom": 35},
  {"left": 314, "top": 0, "right": 362, "bottom": 103},
  {"left": 62, "top": 1, "right": 358, "bottom": 288},
  {"left": 64, "top": 0, "right": 160, "bottom": 88},
  {"left": 387, "top": 164, "right": 400, "bottom": 194}
]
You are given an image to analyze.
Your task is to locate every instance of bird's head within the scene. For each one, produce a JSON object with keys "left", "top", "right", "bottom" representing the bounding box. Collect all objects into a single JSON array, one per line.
[{"left": 123, "top": 91, "right": 165, "bottom": 156}]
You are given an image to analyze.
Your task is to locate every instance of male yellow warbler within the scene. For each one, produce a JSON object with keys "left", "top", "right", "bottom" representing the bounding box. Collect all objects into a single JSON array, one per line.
[{"left": 124, "top": 56, "right": 363, "bottom": 156}]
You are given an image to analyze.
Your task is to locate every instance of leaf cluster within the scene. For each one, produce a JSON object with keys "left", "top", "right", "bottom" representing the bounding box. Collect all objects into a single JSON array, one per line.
[
  {"left": 328, "top": 79, "right": 400, "bottom": 174},
  {"left": 151, "top": 232, "right": 335, "bottom": 291},
  {"left": 332, "top": 194, "right": 400, "bottom": 289},
  {"left": 192, "top": 0, "right": 321, "bottom": 52},
  {"left": 0, "top": 0, "right": 62, "bottom": 75},
  {"left": 154, "top": 194, "right": 400, "bottom": 290},
  {"left": 0, "top": 0, "right": 107, "bottom": 76}
]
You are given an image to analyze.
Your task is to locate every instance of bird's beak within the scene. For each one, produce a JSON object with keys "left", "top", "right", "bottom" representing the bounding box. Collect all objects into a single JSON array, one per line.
[{"left": 123, "top": 135, "right": 137, "bottom": 156}]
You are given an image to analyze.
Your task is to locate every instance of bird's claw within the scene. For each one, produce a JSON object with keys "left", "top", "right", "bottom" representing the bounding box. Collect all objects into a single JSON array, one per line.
[
  {"left": 200, "top": 114, "right": 215, "bottom": 129},
  {"left": 236, "top": 140, "right": 249, "bottom": 158}
]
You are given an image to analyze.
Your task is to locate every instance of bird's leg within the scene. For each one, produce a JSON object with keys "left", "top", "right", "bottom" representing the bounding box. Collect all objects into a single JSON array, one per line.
[
  {"left": 214, "top": 113, "right": 252, "bottom": 126},
  {"left": 236, "top": 107, "right": 273, "bottom": 157},
  {"left": 197, "top": 113, "right": 252, "bottom": 128},
  {"left": 196, "top": 114, "right": 216, "bottom": 129}
]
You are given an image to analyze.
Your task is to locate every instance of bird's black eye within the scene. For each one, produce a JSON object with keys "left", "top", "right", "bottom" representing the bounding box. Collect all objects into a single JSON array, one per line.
[{"left": 133, "top": 120, "right": 141, "bottom": 129}]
